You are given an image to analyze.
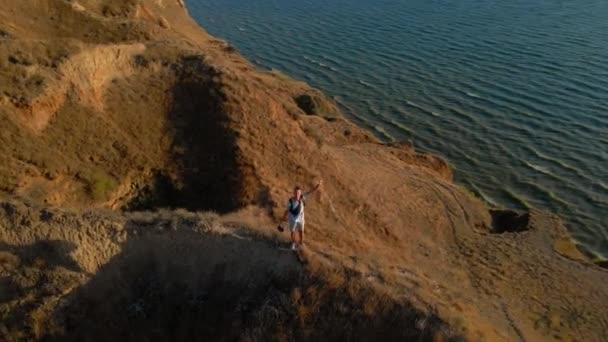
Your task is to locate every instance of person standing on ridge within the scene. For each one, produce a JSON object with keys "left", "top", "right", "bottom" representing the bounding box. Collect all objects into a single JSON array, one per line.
[{"left": 282, "top": 180, "right": 322, "bottom": 250}]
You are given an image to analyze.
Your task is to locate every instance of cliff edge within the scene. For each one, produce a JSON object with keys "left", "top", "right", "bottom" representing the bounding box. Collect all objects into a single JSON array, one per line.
[{"left": 1, "top": 1, "right": 607, "bottom": 341}]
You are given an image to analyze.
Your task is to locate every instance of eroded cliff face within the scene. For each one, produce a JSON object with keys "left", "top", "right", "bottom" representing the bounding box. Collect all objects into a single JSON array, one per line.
[
  {"left": 0, "top": 200, "right": 458, "bottom": 341},
  {"left": 1, "top": 1, "right": 607, "bottom": 341},
  {"left": 0, "top": 0, "right": 449, "bottom": 212},
  {"left": 0, "top": 0, "right": 237, "bottom": 210}
]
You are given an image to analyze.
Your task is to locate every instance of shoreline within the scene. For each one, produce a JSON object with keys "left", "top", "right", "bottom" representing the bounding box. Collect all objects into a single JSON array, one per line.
[
  {"left": 1, "top": 1, "right": 607, "bottom": 340},
  {"left": 186, "top": 0, "right": 608, "bottom": 258},
  {"left": 200, "top": 25, "right": 608, "bottom": 266}
]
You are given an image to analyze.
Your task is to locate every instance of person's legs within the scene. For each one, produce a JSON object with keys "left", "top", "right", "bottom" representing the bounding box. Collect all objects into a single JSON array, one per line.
[
  {"left": 297, "top": 222, "right": 305, "bottom": 245},
  {"left": 289, "top": 219, "right": 297, "bottom": 249}
]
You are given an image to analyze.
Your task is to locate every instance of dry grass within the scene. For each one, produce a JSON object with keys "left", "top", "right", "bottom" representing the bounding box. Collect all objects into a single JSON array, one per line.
[
  {"left": 83, "top": 171, "right": 117, "bottom": 200},
  {"left": 0, "top": 1, "right": 606, "bottom": 341},
  {"left": 0, "top": 201, "right": 456, "bottom": 341},
  {"left": 554, "top": 237, "right": 588, "bottom": 262}
]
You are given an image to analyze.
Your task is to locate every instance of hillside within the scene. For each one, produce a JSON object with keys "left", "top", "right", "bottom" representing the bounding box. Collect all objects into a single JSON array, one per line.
[{"left": 1, "top": 1, "right": 607, "bottom": 341}]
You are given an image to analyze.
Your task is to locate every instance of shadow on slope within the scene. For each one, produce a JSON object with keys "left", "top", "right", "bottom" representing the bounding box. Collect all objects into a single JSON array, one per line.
[
  {"left": 0, "top": 239, "right": 85, "bottom": 340},
  {"left": 0, "top": 240, "right": 82, "bottom": 275},
  {"left": 490, "top": 210, "right": 530, "bottom": 233},
  {"left": 125, "top": 56, "right": 243, "bottom": 213},
  {"left": 43, "top": 215, "right": 456, "bottom": 341}
]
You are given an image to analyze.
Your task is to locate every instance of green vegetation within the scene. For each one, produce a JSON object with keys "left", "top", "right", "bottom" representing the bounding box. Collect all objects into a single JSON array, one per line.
[{"left": 84, "top": 171, "right": 117, "bottom": 201}]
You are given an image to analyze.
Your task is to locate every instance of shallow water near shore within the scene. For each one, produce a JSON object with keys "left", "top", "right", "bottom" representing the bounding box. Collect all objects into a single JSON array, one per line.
[{"left": 187, "top": 0, "right": 608, "bottom": 259}]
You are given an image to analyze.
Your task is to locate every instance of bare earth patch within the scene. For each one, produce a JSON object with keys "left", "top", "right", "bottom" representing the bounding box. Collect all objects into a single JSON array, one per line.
[{"left": 0, "top": 1, "right": 606, "bottom": 341}]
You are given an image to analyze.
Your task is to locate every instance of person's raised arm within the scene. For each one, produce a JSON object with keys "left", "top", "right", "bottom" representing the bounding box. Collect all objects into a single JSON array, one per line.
[{"left": 306, "top": 180, "right": 323, "bottom": 195}]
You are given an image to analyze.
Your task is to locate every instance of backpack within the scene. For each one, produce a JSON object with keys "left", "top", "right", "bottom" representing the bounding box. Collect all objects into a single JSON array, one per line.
[{"left": 288, "top": 197, "right": 305, "bottom": 216}]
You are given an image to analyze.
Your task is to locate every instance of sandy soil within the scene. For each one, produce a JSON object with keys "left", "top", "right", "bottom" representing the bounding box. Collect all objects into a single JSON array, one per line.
[{"left": 0, "top": 1, "right": 606, "bottom": 341}]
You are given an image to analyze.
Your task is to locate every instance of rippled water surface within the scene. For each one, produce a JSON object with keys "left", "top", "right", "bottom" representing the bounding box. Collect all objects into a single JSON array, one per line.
[{"left": 186, "top": 0, "right": 608, "bottom": 258}]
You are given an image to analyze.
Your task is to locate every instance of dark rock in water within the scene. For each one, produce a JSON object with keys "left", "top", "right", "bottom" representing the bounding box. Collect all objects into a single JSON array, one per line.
[{"left": 490, "top": 210, "right": 530, "bottom": 233}]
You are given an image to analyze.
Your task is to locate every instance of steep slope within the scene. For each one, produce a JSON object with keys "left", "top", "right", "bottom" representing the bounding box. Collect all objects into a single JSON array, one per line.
[
  {"left": 0, "top": 1, "right": 607, "bottom": 341},
  {"left": 0, "top": 200, "right": 455, "bottom": 341}
]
